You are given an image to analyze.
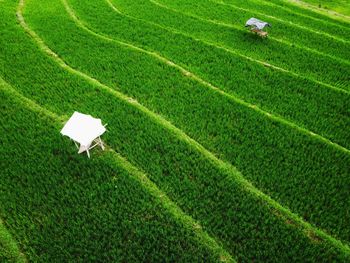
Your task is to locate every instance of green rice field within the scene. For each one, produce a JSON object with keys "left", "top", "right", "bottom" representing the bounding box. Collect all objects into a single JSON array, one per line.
[
  {"left": 1, "top": 0, "right": 349, "bottom": 261},
  {"left": 293, "top": 0, "right": 350, "bottom": 17}
]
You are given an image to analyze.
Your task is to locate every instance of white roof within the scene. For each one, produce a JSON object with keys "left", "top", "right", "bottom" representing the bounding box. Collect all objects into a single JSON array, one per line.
[
  {"left": 245, "top": 17, "right": 271, "bottom": 30},
  {"left": 61, "top": 112, "right": 106, "bottom": 146}
]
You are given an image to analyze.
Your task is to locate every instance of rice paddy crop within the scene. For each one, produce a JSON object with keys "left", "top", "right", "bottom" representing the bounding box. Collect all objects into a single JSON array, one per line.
[{"left": 1, "top": 0, "right": 349, "bottom": 261}]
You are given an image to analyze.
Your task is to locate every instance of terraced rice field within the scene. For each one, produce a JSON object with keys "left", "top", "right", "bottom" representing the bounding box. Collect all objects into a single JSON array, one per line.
[
  {"left": 292, "top": 0, "right": 350, "bottom": 17},
  {"left": 1, "top": 0, "right": 349, "bottom": 261}
]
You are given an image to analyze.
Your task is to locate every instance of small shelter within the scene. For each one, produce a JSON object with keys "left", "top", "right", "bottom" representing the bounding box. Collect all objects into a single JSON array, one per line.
[
  {"left": 245, "top": 17, "right": 271, "bottom": 38},
  {"left": 61, "top": 111, "right": 106, "bottom": 158}
]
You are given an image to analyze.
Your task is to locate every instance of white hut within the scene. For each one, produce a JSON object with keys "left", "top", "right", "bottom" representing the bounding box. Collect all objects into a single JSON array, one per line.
[{"left": 61, "top": 112, "right": 106, "bottom": 158}]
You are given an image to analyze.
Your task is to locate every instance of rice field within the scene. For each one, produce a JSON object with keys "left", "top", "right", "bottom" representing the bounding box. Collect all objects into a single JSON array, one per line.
[
  {"left": 1, "top": 0, "right": 349, "bottom": 262},
  {"left": 291, "top": 0, "right": 350, "bottom": 17}
]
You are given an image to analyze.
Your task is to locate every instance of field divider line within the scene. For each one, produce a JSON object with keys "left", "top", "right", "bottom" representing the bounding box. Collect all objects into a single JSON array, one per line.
[
  {"left": 64, "top": 0, "right": 350, "bottom": 155},
  {"left": 218, "top": 0, "right": 350, "bottom": 29},
  {"left": 17, "top": 0, "right": 350, "bottom": 253},
  {"left": 236, "top": 0, "right": 350, "bottom": 29},
  {"left": 258, "top": 0, "right": 350, "bottom": 26},
  {"left": 0, "top": 217, "right": 27, "bottom": 263},
  {"left": 286, "top": 0, "right": 350, "bottom": 23},
  {"left": 209, "top": 0, "right": 350, "bottom": 44},
  {"left": 108, "top": 0, "right": 349, "bottom": 96},
  {"left": 150, "top": 0, "right": 350, "bottom": 65},
  {"left": 104, "top": 0, "right": 121, "bottom": 14},
  {"left": 0, "top": 77, "right": 235, "bottom": 263}
]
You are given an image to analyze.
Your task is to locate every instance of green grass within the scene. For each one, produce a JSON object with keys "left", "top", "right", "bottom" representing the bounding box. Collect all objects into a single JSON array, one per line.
[
  {"left": 67, "top": 0, "right": 350, "bottom": 148},
  {"left": 259, "top": 0, "right": 350, "bottom": 23},
  {"left": 151, "top": 0, "right": 350, "bottom": 56},
  {"left": 0, "top": 218, "right": 26, "bottom": 263},
  {"left": 288, "top": 0, "right": 350, "bottom": 17},
  {"left": 107, "top": 0, "right": 350, "bottom": 89},
  {"left": 1, "top": 0, "right": 349, "bottom": 261},
  {"left": 221, "top": 0, "right": 350, "bottom": 34},
  {"left": 1, "top": 81, "right": 229, "bottom": 262},
  {"left": 22, "top": 0, "right": 350, "bottom": 243}
]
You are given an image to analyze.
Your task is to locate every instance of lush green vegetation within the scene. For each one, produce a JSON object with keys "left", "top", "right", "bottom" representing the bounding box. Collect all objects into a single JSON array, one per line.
[
  {"left": 1, "top": 0, "right": 349, "bottom": 261},
  {"left": 29, "top": 0, "right": 350, "bottom": 240},
  {"left": 1, "top": 85, "right": 228, "bottom": 262},
  {"left": 261, "top": 0, "right": 350, "bottom": 23},
  {"left": 221, "top": 0, "right": 350, "bottom": 27},
  {"left": 0, "top": 217, "right": 25, "bottom": 263},
  {"left": 151, "top": 0, "right": 350, "bottom": 57},
  {"left": 221, "top": 0, "right": 350, "bottom": 35},
  {"left": 67, "top": 0, "right": 350, "bottom": 148},
  {"left": 288, "top": 0, "right": 350, "bottom": 17},
  {"left": 107, "top": 0, "right": 350, "bottom": 89}
]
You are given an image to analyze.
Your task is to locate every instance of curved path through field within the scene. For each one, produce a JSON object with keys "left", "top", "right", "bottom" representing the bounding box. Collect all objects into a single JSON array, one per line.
[
  {"left": 1, "top": 0, "right": 349, "bottom": 260},
  {"left": 63, "top": 0, "right": 349, "bottom": 155},
  {"left": 1, "top": 77, "right": 235, "bottom": 262},
  {"left": 108, "top": 0, "right": 350, "bottom": 92},
  {"left": 18, "top": 0, "right": 350, "bottom": 249}
]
